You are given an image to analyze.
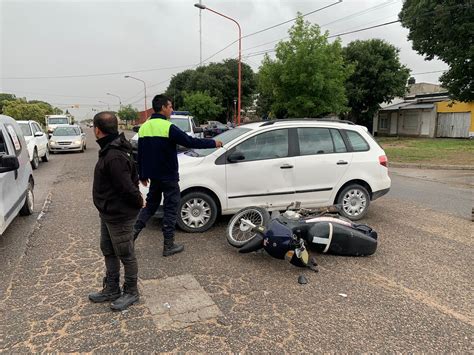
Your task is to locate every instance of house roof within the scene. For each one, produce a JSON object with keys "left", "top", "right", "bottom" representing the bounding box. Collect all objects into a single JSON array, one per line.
[{"left": 380, "top": 102, "right": 435, "bottom": 111}]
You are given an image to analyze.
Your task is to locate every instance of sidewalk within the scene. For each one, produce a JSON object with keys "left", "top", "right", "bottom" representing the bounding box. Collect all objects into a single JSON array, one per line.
[{"left": 390, "top": 162, "right": 474, "bottom": 170}]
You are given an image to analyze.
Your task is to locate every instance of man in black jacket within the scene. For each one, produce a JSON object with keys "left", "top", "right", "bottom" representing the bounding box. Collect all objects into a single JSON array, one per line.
[
  {"left": 89, "top": 111, "right": 143, "bottom": 311},
  {"left": 133, "top": 95, "right": 222, "bottom": 256}
]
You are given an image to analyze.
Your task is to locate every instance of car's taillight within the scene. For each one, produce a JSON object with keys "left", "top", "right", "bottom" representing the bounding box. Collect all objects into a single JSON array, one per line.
[{"left": 379, "top": 155, "right": 388, "bottom": 168}]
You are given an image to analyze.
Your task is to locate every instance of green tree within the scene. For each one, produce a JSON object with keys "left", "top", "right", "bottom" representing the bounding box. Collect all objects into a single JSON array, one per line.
[
  {"left": 399, "top": 1, "right": 474, "bottom": 101},
  {"left": 117, "top": 104, "right": 139, "bottom": 126},
  {"left": 2, "top": 100, "right": 49, "bottom": 125},
  {"left": 182, "top": 91, "right": 224, "bottom": 124},
  {"left": 343, "top": 39, "right": 410, "bottom": 129},
  {"left": 258, "top": 14, "right": 351, "bottom": 118},
  {"left": 0, "top": 93, "right": 17, "bottom": 113},
  {"left": 166, "top": 59, "right": 256, "bottom": 121}
]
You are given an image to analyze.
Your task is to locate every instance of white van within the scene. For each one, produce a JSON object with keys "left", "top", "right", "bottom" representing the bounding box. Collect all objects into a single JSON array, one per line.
[{"left": 0, "top": 115, "right": 35, "bottom": 235}]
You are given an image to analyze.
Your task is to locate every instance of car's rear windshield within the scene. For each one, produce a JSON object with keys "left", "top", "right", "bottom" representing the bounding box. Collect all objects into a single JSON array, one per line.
[
  {"left": 53, "top": 127, "right": 80, "bottom": 136},
  {"left": 186, "top": 127, "right": 252, "bottom": 157},
  {"left": 171, "top": 118, "right": 190, "bottom": 132},
  {"left": 18, "top": 123, "right": 32, "bottom": 136}
]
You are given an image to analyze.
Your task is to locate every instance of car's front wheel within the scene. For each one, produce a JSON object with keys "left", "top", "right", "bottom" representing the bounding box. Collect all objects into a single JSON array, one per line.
[
  {"left": 177, "top": 192, "right": 218, "bottom": 233},
  {"left": 337, "top": 184, "right": 370, "bottom": 220},
  {"left": 19, "top": 180, "right": 34, "bottom": 216}
]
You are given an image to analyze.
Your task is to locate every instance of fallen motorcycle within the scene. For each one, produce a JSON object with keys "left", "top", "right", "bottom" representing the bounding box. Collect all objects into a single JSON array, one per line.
[{"left": 226, "top": 203, "right": 378, "bottom": 268}]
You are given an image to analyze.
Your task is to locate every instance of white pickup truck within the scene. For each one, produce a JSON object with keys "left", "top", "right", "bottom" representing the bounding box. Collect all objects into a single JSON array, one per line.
[{"left": 45, "top": 114, "right": 73, "bottom": 135}]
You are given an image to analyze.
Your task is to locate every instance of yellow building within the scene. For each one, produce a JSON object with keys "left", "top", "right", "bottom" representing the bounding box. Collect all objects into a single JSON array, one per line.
[
  {"left": 376, "top": 92, "right": 474, "bottom": 138},
  {"left": 436, "top": 101, "right": 474, "bottom": 138}
]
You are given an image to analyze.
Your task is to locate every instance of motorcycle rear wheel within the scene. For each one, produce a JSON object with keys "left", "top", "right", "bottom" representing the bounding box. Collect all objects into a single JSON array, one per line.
[{"left": 226, "top": 207, "right": 270, "bottom": 248}]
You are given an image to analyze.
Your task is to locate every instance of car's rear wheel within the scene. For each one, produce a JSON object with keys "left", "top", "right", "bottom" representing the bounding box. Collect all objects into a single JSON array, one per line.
[
  {"left": 177, "top": 192, "right": 218, "bottom": 233},
  {"left": 226, "top": 207, "right": 270, "bottom": 247},
  {"left": 19, "top": 180, "right": 34, "bottom": 216},
  {"left": 31, "top": 148, "right": 39, "bottom": 169},
  {"left": 41, "top": 146, "right": 49, "bottom": 162},
  {"left": 337, "top": 184, "right": 370, "bottom": 220}
]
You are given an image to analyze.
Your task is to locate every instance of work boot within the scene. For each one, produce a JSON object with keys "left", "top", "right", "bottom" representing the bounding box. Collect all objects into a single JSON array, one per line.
[
  {"left": 110, "top": 283, "right": 139, "bottom": 311},
  {"left": 163, "top": 238, "right": 184, "bottom": 257},
  {"left": 88, "top": 276, "right": 121, "bottom": 303}
]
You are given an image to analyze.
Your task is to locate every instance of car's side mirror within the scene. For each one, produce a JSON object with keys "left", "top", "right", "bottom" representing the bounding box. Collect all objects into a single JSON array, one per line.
[
  {"left": 227, "top": 152, "right": 245, "bottom": 163},
  {"left": 194, "top": 127, "right": 203, "bottom": 133},
  {"left": 132, "top": 125, "right": 140, "bottom": 133},
  {"left": 0, "top": 155, "right": 20, "bottom": 173},
  {"left": 34, "top": 132, "right": 44, "bottom": 137}
]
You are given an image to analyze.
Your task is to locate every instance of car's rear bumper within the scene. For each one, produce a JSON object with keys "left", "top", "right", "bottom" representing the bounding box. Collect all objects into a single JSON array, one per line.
[{"left": 372, "top": 187, "right": 390, "bottom": 201}]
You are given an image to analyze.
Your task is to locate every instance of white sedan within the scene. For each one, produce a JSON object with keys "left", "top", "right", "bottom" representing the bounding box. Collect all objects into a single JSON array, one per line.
[{"left": 17, "top": 120, "right": 50, "bottom": 169}]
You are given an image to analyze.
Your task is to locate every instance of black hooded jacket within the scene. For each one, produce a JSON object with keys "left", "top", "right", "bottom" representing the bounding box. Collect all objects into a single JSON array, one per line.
[{"left": 93, "top": 133, "right": 142, "bottom": 221}]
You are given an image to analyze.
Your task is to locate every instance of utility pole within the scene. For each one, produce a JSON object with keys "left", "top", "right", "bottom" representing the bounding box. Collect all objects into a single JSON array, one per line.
[{"left": 199, "top": 0, "right": 203, "bottom": 66}]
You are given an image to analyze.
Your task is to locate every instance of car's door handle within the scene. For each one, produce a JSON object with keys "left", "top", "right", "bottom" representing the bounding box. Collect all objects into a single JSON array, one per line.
[
  {"left": 280, "top": 164, "right": 294, "bottom": 169},
  {"left": 337, "top": 160, "right": 348, "bottom": 165}
]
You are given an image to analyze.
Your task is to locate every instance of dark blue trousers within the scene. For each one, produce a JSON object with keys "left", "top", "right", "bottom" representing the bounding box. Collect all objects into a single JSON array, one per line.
[{"left": 135, "top": 180, "right": 180, "bottom": 239}]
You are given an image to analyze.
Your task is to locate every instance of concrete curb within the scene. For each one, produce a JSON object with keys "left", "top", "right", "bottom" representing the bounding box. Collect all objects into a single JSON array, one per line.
[{"left": 390, "top": 162, "right": 474, "bottom": 170}]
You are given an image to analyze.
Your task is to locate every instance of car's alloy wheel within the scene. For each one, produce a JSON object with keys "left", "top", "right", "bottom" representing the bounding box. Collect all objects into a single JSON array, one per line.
[
  {"left": 177, "top": 192, "right": 218, "bottom": 233},
  {"left": 337, "top": 184, "right": 370, "bottom": 220}
]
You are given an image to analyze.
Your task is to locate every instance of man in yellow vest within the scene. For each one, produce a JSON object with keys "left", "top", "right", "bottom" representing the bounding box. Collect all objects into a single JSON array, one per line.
[{"left": 133, "top": 94, "right": 222, "bottom": 256}]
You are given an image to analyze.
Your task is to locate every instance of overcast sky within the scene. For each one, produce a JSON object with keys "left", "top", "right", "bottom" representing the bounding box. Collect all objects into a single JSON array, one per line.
[{"left": 1, "top": 0, "right": 448, "bottom": 120}]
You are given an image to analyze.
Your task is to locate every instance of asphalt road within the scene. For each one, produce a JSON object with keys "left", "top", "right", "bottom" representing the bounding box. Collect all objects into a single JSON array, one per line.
[
  {"left": 0, "top": 128, "right": 472, "bottom": 352},
  {"left": 389, "top": 167, "right": 473, "bottom": 220}
]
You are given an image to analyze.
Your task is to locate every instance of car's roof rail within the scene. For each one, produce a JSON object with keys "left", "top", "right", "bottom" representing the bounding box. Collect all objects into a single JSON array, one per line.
[{"left": 260, "top": 118, "right": 355, "bottom": 127}]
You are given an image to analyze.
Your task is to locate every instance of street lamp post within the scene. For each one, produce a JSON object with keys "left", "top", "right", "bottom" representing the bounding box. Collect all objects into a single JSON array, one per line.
[
  {"left": 124, "top": 75, "right": 147, "bottom": 113},
  {"left": 194, "top": 3, "right": 242, "bottom": 126},
  {"left": 106, "top": 92, "right": 122, "bottom": 110},
  {"left": 98, "top": 100, "right": 110, "bottom": 110}
]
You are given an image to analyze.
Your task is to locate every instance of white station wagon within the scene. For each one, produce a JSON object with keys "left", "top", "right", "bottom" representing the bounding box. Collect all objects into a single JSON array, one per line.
[{"left": 141, "top": 119, "right": 391, "bottom": 233}]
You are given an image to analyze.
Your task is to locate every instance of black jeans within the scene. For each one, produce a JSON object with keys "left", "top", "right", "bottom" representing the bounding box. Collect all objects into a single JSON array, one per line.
[
  {"left": 100, "top": 217, "right": 138, "bottom": 291},
  {"left": 135, "top": 180, "right": 180, "bottom": 240}
]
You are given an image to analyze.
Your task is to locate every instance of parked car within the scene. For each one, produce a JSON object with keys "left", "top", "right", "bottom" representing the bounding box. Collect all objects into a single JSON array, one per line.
[
  {"left": 49, "top": 125, "right": 86, "bottom": 153},
  {"left": 203, "top": 120, "right": 229, "bottom": 138},
  {"left": 130, "top": 114, "right": 203, "bottom": 159},
  {"left": 0, "top": 115, "right": 35, "bottom": 235},
  {"left": 141, "top": 119, "right": 391, "bottom": 233},
  {"left": 17, "top": 120, "right": 50, "bottom": 169}
]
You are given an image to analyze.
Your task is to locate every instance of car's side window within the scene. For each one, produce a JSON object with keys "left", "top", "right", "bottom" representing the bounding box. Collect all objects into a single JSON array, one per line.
[
  {"left": 345, "top": 130, "right": 370, "bottom": 151},
  {"left": 330, "top": 129, "right": 348, "bottom": 153},
  {"left": 0, "top": 130, "right": 9, "bottom": 156},
  {"left": 235, "top": 129, "right": 289, "bottom": 161},
  {"left": 33, "top": 122, "right": 43, "bottom": 133},
  {"left": 297, "top": 128, "right": 335, "bottom": 155},
  {"left": 5, "top": 124, "right": 22, "bottom": 156}
]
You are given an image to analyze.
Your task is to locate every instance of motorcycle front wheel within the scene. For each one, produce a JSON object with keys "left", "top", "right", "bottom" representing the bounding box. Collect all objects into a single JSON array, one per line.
[{"left": 226, "top": 206, "right": 270, "bottom": 248}]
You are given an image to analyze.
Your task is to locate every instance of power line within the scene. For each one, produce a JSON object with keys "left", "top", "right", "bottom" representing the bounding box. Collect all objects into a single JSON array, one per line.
[
  {"left": 1, "top": 64, "right": 193, "bottom": 80},
  {"left": 0, "top": 89, "right": 108, "bottom": 100},
  {"left": 187, "top": 1, "right": 344, "bottom": 67},
  {"left": 242, "top": 19, "right": 403, "bottom": 59},
  {"left": 412, "top": 70, "right": 446, "bottom": 75}
]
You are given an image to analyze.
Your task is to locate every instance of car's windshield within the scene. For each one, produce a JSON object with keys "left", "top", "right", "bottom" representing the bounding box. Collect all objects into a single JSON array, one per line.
[
  {"left": 187, "top": 127, "right": 252, "bottom": 157},
  {"left": 48, "top": 117, "right": 69, "bottom": 124},
  {"left": 18, "top": 123, "right": 32, "bottom": 136},
  {"left": 53, "top": 127, "right": 80, "bottom": 136},
  {"left": 171, "top": 118, "right": 190, "bottom": 132}
]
